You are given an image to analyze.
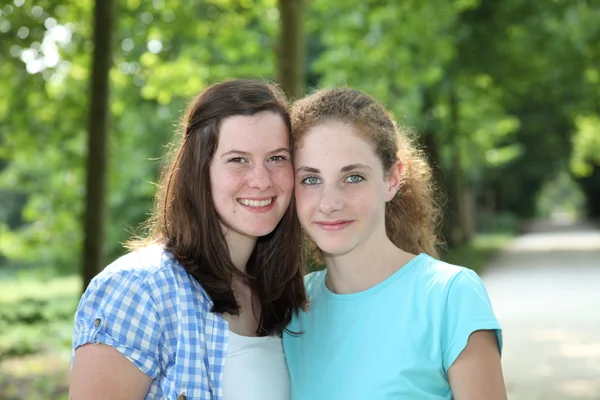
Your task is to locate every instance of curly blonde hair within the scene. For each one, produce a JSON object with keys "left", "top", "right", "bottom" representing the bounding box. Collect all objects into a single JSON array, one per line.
[{"left": 291, "top": 87, "right": 441, "bottom": 260}]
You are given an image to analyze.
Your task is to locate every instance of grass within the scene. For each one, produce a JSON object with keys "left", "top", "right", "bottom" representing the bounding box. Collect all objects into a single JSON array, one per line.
[
  {"left": 0, "top": 275, "right": 80, "bottom": 303},
  {"left": 0, "top": 273, "right": 78, "bottom": 400},
  {"left": 0, "top": 354, "right": 70, "bottom": 400}
]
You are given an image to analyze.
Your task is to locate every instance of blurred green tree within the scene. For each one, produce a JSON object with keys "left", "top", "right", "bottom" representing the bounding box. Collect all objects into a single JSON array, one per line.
[
  {"left": 1, "top": 0, "right": 600, "bottom": 276},
  {"left": 278, "top": 0, "right": 306, "bottom": 98},
  {"left": 81, "top": 0, "right": 116, "bottom": 290},
  {"left": 0, "top": 0, "right": 283, "bottom": 273}
]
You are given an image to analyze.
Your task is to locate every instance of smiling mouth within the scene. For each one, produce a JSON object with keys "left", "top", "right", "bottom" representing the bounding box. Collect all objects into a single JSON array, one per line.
[{"left": 237, "top": 197, "right": 275, "bottom": 208}]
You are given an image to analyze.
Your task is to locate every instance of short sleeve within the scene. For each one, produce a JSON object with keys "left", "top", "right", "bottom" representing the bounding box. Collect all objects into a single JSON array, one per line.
[
  {"left": 304, "top": 270, "right": 326, "bottom": 297},
  {"left": 441, "top": 269, "right": 502, "bottom": 372},
  {"left": 72, "top": 269, "right": 163, "bottom": 379}
]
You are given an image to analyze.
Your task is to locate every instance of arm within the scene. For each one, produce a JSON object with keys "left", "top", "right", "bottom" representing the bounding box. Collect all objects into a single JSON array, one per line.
[
  {"left": 448, "top": 330, "right": 507, "bottom": 400},
  {"left": 70, "top": 266, "right": 164, "bottom": 400},
  {"left": 69, "top": 343, "right": 153, "bottom": 400}
]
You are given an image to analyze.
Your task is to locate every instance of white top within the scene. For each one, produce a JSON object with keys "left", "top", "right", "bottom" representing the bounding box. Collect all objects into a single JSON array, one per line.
[{"left": 221, "top": 330, "right": 290, "bottom": 400}]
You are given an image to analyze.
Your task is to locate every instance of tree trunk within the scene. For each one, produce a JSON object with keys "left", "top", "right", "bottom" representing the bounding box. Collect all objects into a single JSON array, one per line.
[
  {"left": 448, "top": 87, "right": 471, "bottom": 245},
  {"left": 82, "top": 0, "right": 116, "bottom": 292},
  {"left": 277, "top": 0, "right": 306, "bottom": 99}
]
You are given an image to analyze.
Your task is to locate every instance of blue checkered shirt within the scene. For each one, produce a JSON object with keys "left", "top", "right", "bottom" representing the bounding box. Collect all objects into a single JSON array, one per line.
[{"left": 72, "top": 245, "right": 228, "bottom": 399}]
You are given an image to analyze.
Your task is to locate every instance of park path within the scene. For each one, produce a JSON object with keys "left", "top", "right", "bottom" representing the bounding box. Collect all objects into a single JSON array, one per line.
[{"left": 482, "top": 219, "right": 600, "bottom": 400}]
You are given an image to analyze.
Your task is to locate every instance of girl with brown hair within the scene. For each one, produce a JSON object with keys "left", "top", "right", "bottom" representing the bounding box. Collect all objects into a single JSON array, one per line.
[
  {"left": 70, "top": 79, "right": 306, "bottom": 400},
  {"left": 284, "top": 87, "right": 507, "bottom": 399}
]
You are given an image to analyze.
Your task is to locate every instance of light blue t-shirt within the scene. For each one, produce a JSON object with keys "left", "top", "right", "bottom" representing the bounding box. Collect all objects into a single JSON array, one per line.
[{"left": 283, "top": 254, "right": 502, "bottom": 400}]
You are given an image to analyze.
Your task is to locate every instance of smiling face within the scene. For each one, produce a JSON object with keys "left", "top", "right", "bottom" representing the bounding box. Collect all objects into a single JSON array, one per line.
[
  {"left": 210, "top": 111, "right": 294, "bottom": 241},
  {"left": 294, "top": 121, "right": 400, "bottom": 257}
]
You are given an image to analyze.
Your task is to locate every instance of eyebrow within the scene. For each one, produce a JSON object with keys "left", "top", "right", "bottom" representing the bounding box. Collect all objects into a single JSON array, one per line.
[
  {"left": 341, "top": 163, "right": 371, "bottom": 173},
  {"left": 220, "top": 147, "right": 290, "bottom": 158},
  {"left": 296, "top": 163, "right": 371, "bottom": 173}
]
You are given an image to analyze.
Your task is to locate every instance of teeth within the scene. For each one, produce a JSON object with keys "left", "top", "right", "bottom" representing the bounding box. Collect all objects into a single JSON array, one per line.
[{"left": 238, "top": 198, "right": 273, "bottom": 208}]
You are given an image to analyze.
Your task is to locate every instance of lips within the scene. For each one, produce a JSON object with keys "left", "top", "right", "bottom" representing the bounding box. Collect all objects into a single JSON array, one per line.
[{"left": 315, "top": 220, "right": 353, "bottom": 231}]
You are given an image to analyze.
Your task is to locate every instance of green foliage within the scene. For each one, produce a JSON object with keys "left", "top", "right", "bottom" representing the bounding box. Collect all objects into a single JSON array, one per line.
[
  {"left": 453, "top": 0, "right": 600, "bottom": 218},
  {"left": 570, "top": 115, "right": 600, "bottom": 178},
  {"left": 0, "top": 0, "right": 283, "bottom": 273},
  {"left": 1, "top": 0, "right": 600, "bottom": 274},
  {"left": 0, "top": 274, "right": 78, "bottom": 360},
  {"left": 0, "top": 271, "right": 77, "bottom": 399},
  {"left": 309, "top": 0, "right": 475, "bottom": 122},
  {"left": 537, "top": 170, "right": 586, "bottom": 220},
  {"left": 475, "top": 212, "right": 519, "bottom": 235}
]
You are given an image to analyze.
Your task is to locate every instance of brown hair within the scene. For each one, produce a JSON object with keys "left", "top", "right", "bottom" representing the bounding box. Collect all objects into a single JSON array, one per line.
[
  {"left": 128, "top": 79, "right": 307, "bottom": 336},
  {"left": 291, "top": 87, "right": 441, "bottom": 260}
]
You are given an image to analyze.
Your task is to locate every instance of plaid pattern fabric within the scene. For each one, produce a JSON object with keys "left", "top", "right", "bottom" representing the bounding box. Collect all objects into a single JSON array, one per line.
[{"left": 72, "top": 245, "right": 228, "bottom": 399}]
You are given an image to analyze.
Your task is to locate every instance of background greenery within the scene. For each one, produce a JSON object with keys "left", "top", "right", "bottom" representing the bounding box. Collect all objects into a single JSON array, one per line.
[{"left": 1, "top": 0, "right": 599, "bottom": 398}]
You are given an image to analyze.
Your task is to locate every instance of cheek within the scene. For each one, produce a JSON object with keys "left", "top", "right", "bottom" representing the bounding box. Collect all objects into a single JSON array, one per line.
[
  {"left": 294, "top": 186, "right": 319, "bottom": 218},
  {"left": 342, "top": 186, "right": 379, "bottom": 213},
  {"left": 357, "top": 199, "right": 375, "bottom": 215},
  {"left": 210, "top": 169, "right": 244, "bottom": 199},
  {"left": 355, "top": 190, "right": 384, "bottom": 218}
]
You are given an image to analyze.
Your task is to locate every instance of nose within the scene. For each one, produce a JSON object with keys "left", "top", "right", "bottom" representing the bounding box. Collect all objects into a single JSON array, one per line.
[
  {"left": 248, "top": 164, "right": 273, "bottom": 191},
  {"left": 318, "top": 185, "right": 343, "bottom": 215}
]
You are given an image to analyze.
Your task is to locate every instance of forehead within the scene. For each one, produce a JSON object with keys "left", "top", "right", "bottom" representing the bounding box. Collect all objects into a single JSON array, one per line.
[
  {"left": 218, "top": 112, "right": 289, "bottom": 149},
  {"left": 296, "top": 121, "right": 378, "bottom": 163}
]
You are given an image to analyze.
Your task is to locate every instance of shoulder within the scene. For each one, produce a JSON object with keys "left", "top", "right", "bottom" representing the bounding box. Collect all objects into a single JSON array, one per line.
[
  {"left": 99, "top": 245, "right": 179, "bottom": 283},
  {"left": 412, "top": 254, "right": 481, "bottom": 293},
  {"left": 399, "top": 254, "right": 493, "bottom": 310},
  {"left": 74, "top": 246, "right": 217, "bottom": 349},
  {"left": 86, "top": 245, "right": 212, "bottom": 308},
  {"left": 285, "top": 270, "right": 326, "bottom": 332},
  {"left": 414, "top": 255, "right": 498, "bottom": 329},
  {"left": 303, "top": 269, "right": 327, "bottom": 297}
]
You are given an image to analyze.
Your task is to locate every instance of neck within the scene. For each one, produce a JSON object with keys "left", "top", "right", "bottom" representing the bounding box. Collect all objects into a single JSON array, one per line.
[
  {"left": 323, "top": 233, "right": 416, "bottom": 294},
  {"left": 223, "top": 227, "right": 257, "bottom": 274},
  {"left": 222, "top": 228, "right": 262, "bottom": 336}
]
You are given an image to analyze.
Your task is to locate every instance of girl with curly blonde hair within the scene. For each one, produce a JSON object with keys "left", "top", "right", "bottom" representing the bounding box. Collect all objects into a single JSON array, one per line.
[{"left": 284, "top": 87, "right": 507, "bottom": 400}]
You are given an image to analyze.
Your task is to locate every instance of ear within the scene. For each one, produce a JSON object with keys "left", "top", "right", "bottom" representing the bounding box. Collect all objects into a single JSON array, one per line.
[{"left": 385, "top": 160, "right": 403, "bottom": 202}]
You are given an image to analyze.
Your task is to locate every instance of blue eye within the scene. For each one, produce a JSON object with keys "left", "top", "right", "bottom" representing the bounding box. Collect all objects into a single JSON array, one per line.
[
  {"left": 345, "top": 175, "right": 364, "bottom": 184},
  {"left": 300, "top": 176, "right": 321, "bottom": 185}
]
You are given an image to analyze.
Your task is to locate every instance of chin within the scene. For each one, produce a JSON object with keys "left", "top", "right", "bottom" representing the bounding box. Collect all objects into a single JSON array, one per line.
[
  {"left": 312, "top": 240, "right": 354, "bottom": 258},
  {"left": 240, "top": 223, "right": 280, "bottom": 238},
  {"left": 321, "top": 249, "right": 353, "bottom": 258}
]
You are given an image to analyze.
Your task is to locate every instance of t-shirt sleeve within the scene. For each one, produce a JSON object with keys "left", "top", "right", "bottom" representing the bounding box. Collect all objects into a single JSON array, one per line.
[
  {"left": 304, "top": 270, "right": 326, "bottom": 297},
  {"left": 441, "top": 268, "right": 503, "bottom": 372},
  {"left": 71, "top": 269, "right": 163, "bottom": 379}
]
